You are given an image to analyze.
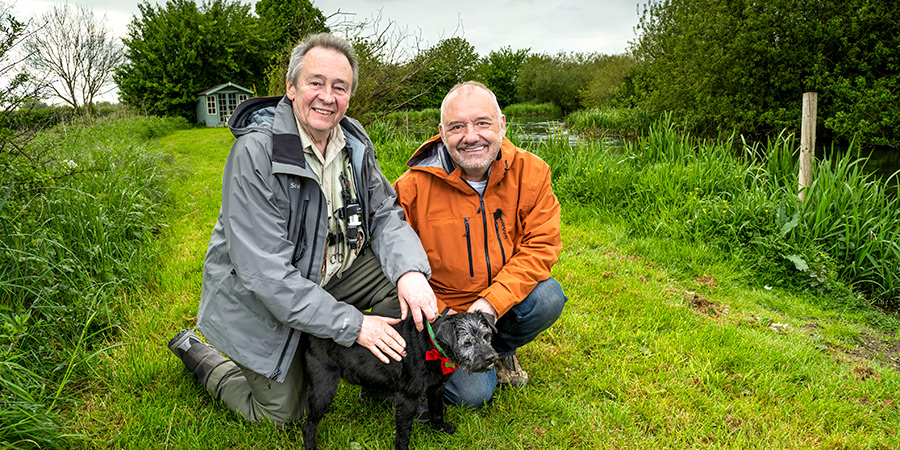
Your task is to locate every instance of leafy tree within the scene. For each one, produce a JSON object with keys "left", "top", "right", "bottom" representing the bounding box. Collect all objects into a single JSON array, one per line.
[
  {"left": 580, "top": 53, "right": 637, "bottom": 109},
  {"left": 255, "top": 0, "right": 328, "bottom": 47},
  {"left": 630, "top": 0, "right": 900, "bottom": 146},
  {"left": 24, "top": 4, "right": 122, "bottom": 116},
  {"left": 255, "top": 0, "right": 330, "bottom": 96},
  {"left": 401, "top": 37, "right": 479, "bottom": 110},
  {"left": 115, "top": 0, "right": 269, "bottom": 119},
  {"left": 474, "top": 46, "right": 529, "bottom": 108},
  {"left": 0, "top": 3, "right": 44, "bottom": 165},
  {"left": 516, "top": 52, "right": 600, "bottom": 113}
]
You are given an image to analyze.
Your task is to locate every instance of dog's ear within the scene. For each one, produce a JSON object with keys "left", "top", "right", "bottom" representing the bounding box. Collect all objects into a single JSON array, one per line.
[
  {"left": 476, "top": 311, "right": 498, "bottom": 334},
  {"left": 434, "top": 317, "right": 457, "bottom": 349}
]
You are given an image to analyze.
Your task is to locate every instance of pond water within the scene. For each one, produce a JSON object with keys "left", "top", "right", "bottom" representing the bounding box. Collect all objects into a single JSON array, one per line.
[{"left": 507, "top": 116, "right": 625, "bottom": 150}]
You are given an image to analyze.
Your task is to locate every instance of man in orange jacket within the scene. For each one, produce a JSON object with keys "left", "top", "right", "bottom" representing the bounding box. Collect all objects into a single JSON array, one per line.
[{"left": 394, "top": 81, "right": 567, "bottom": 407}]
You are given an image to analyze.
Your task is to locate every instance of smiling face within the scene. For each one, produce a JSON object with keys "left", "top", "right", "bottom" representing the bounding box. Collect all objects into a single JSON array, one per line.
[
  {"left": 286, "top": 46, "right": 354, "bottom": 146},
  {"left": 439, "top": 85, "right": 507, "bottom": 182}
]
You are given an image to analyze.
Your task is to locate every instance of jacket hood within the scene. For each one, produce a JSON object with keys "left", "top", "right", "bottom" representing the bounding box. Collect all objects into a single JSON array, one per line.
[{"left": 228, "top": 95, "right": 282, "bottom": 137}]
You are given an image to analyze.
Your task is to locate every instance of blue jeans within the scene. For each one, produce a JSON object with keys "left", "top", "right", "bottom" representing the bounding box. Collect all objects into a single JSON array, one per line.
[{"left": 443, "top": 277, "right": 567, "bottom": 408}]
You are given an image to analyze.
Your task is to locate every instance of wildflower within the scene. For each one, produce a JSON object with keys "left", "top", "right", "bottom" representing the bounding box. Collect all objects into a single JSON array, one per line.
[{"left": 63, "top": 160, "right": 78, "bottom": 169}]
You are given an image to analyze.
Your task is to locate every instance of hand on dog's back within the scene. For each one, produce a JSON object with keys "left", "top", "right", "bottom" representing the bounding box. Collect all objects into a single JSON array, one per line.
[{"left": 355, "top": 314, "right": 407, "bottom": 363}]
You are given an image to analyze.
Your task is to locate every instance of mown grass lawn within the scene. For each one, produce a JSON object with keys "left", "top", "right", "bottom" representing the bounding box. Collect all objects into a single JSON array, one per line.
[{"left": 74, "top": 127, "right": 900, "bottom": 449}]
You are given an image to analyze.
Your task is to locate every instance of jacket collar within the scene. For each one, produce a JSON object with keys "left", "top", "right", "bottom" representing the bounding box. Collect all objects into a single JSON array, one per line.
[{"left": 407, "top": 135, "right": 516, "bottom": 189}]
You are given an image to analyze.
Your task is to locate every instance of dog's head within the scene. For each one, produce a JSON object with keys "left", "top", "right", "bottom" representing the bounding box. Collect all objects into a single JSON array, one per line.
[{"left": 434, "top": 312, "right": 499, "bottom": 373}]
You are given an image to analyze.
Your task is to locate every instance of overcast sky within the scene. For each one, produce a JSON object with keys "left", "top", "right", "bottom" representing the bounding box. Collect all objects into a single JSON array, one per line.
[
  {"left": 11, "top": 0, "right": 644, "bottom": 102},
  {"left": 13, "top": 0, "right": 643, "bottom": 55}
]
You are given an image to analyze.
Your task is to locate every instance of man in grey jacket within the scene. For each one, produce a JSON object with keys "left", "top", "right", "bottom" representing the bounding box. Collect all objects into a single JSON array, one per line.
[{"left": 168, "top": 33, "right": 438, "bottom": 426}]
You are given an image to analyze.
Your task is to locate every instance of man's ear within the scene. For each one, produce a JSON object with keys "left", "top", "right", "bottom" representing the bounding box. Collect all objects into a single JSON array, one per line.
[{"left": 286, "top": 80, "right": 296, "bottom": 101}]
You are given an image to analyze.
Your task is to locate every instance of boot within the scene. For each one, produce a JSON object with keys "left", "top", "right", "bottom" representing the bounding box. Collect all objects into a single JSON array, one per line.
[
  {"left": 168, "top": 329, "right": 229, "bottom": 386},
  {"left": 496, "top": 354, "right": 529, "bottom": 387}
]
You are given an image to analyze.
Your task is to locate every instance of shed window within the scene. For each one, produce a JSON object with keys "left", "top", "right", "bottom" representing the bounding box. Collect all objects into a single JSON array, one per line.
[
  {"left": 238, "top": 94, "right": 248, "bottom": 104},
  {"left": 206, "top": 95, "right": 216, "bottom": 115}
]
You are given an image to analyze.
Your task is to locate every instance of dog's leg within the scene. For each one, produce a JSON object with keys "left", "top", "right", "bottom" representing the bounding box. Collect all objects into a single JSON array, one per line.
[
  {"left": 425, "top": 386, "right": 455, "bottom": 435},
  {"left": 393, "top": 394, "right": 419, "bottom": 450},
  {"left": 302, "top": 362, "right": 341, "bottom": 450}
]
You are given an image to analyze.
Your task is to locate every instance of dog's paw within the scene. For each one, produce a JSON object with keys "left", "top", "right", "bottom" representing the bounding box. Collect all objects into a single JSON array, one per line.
[{"left": 431, "top": 421, "right": 456, "bottom": 435}]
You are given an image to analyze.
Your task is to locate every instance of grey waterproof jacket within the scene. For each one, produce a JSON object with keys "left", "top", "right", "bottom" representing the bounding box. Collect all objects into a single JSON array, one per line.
[{"left": 196, "top": 96, "right": 430, "bottom": 382}]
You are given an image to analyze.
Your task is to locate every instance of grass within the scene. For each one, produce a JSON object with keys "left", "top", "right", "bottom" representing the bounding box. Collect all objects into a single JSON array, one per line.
[
  {"left": 63, "top": 121, "right": 900, "bottom": 448},
  {"left": 566, "top": 107, "right": 656, "bottom": 138},
  {"left": 4, "top": 114, "right": 900, "bottom": 448},
  {"left": 0, "top": 115, "right": 189, "bottom": 448}
]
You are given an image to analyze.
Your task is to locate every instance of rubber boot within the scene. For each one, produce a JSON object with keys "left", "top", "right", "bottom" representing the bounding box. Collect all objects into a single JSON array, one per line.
[{"left": 168, "top": 329, "right": 230, "bottom": 387}]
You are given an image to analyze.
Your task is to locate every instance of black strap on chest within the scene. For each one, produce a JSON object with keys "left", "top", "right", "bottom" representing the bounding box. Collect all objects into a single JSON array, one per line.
[{"left": 336, "top": 173, "right": 362, "bottom": 247}]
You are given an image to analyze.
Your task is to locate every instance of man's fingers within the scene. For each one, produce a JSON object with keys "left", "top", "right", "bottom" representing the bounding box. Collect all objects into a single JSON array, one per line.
[
  {"left": 399, "top": 298, "right": 409, "bottom": 321},
  {"left": 411, "top": 307, "right": 424, "bottom": 332}
]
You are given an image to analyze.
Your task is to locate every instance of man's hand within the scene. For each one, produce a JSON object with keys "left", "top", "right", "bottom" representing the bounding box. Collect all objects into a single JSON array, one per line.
[
  {"left": 466, "top": 297, "right": 498, "bottom": 323},
  {"left": 356, "top": 315, "right": 406, "bottom": 364},
  {"left": 397, "top": 271, "right": 438, "bottom": 332}
]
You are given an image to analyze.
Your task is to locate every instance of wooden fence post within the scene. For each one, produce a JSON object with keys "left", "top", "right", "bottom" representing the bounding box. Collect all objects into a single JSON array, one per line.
[{"left": 798, "top": 92, "right": 817, "bottom": 202}]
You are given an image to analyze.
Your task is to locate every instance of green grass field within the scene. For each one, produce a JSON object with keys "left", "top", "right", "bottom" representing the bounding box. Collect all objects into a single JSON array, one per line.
[{"left": 67, "top": 126, "right": 900, "bottom": 448}]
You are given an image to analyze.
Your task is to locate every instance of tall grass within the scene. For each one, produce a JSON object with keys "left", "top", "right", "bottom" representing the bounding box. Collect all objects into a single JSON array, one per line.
[
  {"left": 567, "top": 107, "right": 656, "bottom": 138},
  {"left": 0, "top": 115, "right": 189, "bottom": 447},
  {"left": 523, "top": 115, "right": 900, "bottom": 307}
]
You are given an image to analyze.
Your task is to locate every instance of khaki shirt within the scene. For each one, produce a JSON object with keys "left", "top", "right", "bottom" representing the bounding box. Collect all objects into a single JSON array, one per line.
[{"left": 295, "top": 119, "right": 365, "bottom": 285}]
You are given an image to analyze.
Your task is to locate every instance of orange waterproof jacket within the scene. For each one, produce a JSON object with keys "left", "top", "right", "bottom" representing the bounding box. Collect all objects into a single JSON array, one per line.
[{"left": 393, "top": 135, "right": 561, "bottom": 316}]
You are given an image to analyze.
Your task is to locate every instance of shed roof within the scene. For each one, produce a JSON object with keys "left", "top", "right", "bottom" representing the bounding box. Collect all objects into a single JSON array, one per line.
[{"left": 197, "top": 82, "right": 254, "bottom": 96}]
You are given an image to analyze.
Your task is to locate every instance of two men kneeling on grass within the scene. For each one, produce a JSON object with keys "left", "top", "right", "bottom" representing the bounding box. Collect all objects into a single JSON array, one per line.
[{"left": 168, "top": 32, "right": 566, "bottom": 431}]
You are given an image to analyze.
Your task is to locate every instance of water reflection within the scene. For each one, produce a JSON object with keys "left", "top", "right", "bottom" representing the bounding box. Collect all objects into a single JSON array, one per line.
[{"left": 508, "top": 117, "right": 624, "bottom": 150}]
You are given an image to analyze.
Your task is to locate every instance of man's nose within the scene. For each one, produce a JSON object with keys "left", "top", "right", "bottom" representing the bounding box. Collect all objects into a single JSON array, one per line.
[
  {"left": 319, "top": 87, "right": 336, "bottom": 104},
  {"left": 461, "top": 123, "right": 479, "bottom": 141}
]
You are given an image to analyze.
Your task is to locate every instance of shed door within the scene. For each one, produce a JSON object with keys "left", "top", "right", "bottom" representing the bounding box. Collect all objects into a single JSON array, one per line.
[{"left": 217, "top": 92, "right": 239, "bottom": 123}]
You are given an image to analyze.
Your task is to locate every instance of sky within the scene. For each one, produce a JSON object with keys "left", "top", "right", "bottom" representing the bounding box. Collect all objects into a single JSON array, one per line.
[{"left": 11, "top": 0, "right": 644, "bottom": 101}]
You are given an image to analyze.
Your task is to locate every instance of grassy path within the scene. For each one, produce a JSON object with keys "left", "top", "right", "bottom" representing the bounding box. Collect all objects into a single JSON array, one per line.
[{"left": 75, "top": 128, "right": 900, "bottom": 448}]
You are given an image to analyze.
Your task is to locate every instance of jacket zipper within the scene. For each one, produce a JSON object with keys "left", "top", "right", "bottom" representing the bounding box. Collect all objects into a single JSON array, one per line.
[
  {"left": 292, "top": 199, "right": 311, "bottom": 266},
  {"left": 478, "top": 196, "right": 492, "bottom": 281},
  {"left": 463, "top": 218, "right": 474, "bottom": 277},
  {"left": 305, "top": 198, "right": 324, "bottom": 278},
  {"left": 493, "top": 216, "right": 507, "bottom": 266},
  {"left": 270, "top": 328, "right": 294, "bottom": 380}
]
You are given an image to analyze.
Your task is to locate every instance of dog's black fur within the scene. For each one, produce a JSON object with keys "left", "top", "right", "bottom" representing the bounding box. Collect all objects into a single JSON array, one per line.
[{"left": 301, "top": 311, "right": 499, "bottom": 450}]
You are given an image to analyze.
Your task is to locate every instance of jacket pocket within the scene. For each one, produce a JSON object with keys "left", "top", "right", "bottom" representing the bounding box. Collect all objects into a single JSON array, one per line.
[
  {"left": 464, "top": 217, "right": 474, "bottom": 277},
  {"left": 493, "top": 210, "right": 508, "bottom": 267}
]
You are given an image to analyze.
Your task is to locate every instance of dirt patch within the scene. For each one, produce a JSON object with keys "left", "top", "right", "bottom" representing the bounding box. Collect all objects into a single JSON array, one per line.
[
  {"left": 848, "top": 331, "right": 900, "bottom": 372},
  {"left": 853, "top": 365, "right": 879, "bottom": 380},
  {"left": 695, "top": 275, "right": 716, "bottom": 287},
  {"left": 686, "top": 293, "right": 722, "bottom": 317}
]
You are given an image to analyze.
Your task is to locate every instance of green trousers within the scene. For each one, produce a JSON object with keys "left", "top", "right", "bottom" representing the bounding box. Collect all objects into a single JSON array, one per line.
[{"left": 203, "top": 248, "right": 401, "bottom": 426}]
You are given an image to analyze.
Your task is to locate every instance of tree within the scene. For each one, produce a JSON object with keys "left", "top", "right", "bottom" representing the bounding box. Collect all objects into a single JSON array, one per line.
[
  {"left": 255, "top": 0, "right": 328, "bottom": 47},
  {"left": 1, "top": 3, "right": 44, "bottom": 157},
  {"left": 474, "top": 46, "right": 529, "bottom": 108},
  {"left": 401, "top": 37, "right": 479, "bottom": 110},
  {"left": 630, "top": 0, "right": 900, "bottom": 146},
  {"left": 115, "top": 0, "right": 270, "bottom": 119},
  {"left": 516, "top": 52, "right": 601, "bottom": 113},
  {"left": 256, "top": 0, "right": 330, "bottom": 96},
  {"left": 24, "top": 4, "right": 122, "bottom": 116}
]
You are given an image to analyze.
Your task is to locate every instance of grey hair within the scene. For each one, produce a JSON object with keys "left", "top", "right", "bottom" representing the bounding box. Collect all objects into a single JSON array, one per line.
[
  {"left": 440, "top": 81, "right": 503, "bottom": 123},
  {"left": 286, "top": 33, "right": 359, "bottom": 96}
]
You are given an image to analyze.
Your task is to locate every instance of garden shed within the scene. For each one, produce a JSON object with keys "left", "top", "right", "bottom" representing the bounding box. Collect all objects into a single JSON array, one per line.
[{"left": 196, "top": 82, "right": 253, "bottom": 127}]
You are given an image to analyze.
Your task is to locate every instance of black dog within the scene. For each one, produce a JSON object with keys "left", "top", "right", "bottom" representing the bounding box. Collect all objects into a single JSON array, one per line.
[{"left": 302, "top": 311, "right": 499, "bottom": 450}]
